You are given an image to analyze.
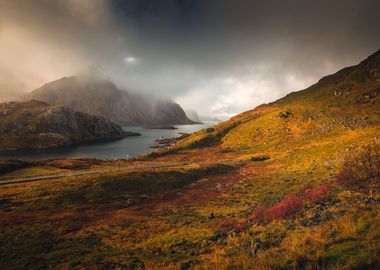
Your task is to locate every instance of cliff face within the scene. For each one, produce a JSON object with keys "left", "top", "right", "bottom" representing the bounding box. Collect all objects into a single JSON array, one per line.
[
  {"left": 185, "top": 110, "right": 202, "bottom": 123},
  {"left": 26, "top": 76, "right": 195, "bottom": 125},
  {"left": 0, "top": 100, "right": 138, "bottom": 150}
]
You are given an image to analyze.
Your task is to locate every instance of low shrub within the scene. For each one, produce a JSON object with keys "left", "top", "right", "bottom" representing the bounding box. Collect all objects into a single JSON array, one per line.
[
  {"left": 336, "top": 143, "right": 380, "bottom": 198},
  {"left": 305, "top": 183, "right": 330, "bottom": 202},
  {"left": 264, "top": 195, "right": 304, "bottom": 223},
  {"left": 252, "top": 195, "right": 304, "bottom": 224}
]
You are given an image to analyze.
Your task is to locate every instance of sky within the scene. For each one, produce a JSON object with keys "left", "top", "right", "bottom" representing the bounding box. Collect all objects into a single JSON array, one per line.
[{"left": 0, "top": 0, "right": 379, "bottom": 119}]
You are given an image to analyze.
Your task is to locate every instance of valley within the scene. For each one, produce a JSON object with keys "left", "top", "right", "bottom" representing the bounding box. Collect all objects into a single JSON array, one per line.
[
  {"left": 0, "top": 49, "right": 379, "bottom": 269},
  {"left": 2, "top": 1, "right": 380, "bottom": 269}
]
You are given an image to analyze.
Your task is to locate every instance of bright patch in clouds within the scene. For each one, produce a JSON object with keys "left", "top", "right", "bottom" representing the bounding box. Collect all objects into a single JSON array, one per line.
[
  {"left": 175, "top": 71, "right": 314, "bottom": 120},
  {"left": 124, "top": 56, "right": 138, "bottom": 65}
]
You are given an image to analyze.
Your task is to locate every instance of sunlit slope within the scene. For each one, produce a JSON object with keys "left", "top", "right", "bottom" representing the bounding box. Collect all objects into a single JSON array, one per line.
[{"left": 164, "top": 50, "right": 380, "bottom": 162}]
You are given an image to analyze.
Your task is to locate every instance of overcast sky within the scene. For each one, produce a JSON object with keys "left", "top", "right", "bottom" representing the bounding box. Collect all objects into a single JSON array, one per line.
[{"left": 0, "top": 0, "right": 379, "bottom": 119}]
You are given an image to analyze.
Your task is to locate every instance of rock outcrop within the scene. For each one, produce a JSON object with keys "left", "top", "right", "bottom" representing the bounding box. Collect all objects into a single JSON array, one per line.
[{"left": 0, "top": 100, "right": 139, "bottom": 150}]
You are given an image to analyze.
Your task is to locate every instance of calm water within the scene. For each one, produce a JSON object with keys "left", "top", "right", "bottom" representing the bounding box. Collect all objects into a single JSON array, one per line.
[{"left": 0, "top": 122, "right": 214, "bottom": 160}]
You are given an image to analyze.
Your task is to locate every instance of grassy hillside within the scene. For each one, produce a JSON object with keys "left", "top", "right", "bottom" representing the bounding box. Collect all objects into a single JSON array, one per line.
[
  {"left": 140, "top": 49, "right": 380, "bottom": 268},
  {"left": 0, "top": 51, "right": 379, "bottom": 269},
  {"left": 152, "top": 49, "right": 379, "bottom": 163}
]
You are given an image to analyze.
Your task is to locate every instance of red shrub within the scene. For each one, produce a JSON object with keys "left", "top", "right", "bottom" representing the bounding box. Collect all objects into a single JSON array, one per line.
[
  {"left": 263, "top": 195, "right": 304, "bottom": 223},
  {"left": 216, "top": 218, "right": 249, "bottom": 233},
  {"left": 305, "top": 183, "right": 330, "bottom": 202}
]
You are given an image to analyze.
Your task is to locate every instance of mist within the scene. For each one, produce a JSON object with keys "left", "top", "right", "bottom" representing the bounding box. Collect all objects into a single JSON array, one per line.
[{"left": 0, "top": 0, "right": 379, "bottom": 118}]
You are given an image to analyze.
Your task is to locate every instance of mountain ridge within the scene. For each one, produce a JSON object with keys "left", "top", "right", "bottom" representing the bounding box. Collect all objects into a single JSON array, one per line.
[{"left": 25, "top": 76, "right": 196, "bottom": 125}]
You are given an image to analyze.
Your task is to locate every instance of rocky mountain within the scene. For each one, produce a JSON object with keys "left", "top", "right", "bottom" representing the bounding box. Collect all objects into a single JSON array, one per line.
[
  {"left": 25, "top": 76, "right": 195, "bottom": 125},
  {"left": 0, "top": 100, "right": 139, "bottom": 150}
]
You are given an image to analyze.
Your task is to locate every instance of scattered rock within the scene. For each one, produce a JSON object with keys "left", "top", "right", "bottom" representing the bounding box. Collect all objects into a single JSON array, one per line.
[
  {"left": 355, "top": 87, "right": 380, "bottom": 103},
  {"left": 334, "top": 86, "right": 351, "bottom": 96},
  {"left": 278, "top": 111, "right": 292, "bottom": 119},
  {"left": 250, "top": 155, "right": 270, "bottom": 162},
  {"left": 216, "top": 183, "right": 222, "bottom": 192}
]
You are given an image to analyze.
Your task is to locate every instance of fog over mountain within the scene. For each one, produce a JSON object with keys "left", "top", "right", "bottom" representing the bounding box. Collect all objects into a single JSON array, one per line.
[
  {"left": 26, "top": 75, "right": 195, "bottom": 125},
  {"left": 0, "top": 0, "right": 379, "bottom": 119}
]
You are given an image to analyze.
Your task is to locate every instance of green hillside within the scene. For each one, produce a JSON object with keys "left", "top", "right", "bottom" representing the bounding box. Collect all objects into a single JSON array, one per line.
[{"left": 155, "top": 49, "right": 380, "bottom": 164}]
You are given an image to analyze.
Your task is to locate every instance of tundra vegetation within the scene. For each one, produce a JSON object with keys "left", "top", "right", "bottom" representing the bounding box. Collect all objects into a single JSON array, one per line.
[{"left": 0, "top": 51, "right": 380, "bottom": 269}]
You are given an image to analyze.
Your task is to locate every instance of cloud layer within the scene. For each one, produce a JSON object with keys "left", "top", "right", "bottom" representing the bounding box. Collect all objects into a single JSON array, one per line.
[{"left": 0, "top": 0, "right": 379, "bottom": 118}]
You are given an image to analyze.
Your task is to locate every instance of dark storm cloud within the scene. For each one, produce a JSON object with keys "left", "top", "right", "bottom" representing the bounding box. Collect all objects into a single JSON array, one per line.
[{"left": 0, "top": 0, "right": 379, "bottom": 117}]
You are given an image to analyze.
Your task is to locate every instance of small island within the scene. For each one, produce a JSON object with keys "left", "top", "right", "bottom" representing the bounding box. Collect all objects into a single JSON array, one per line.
[{"left": 143, "top": 125, "right": 178, "bottom": 130}]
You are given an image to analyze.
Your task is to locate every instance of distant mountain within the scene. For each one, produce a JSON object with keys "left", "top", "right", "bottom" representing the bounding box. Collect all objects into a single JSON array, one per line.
[
  {"left": 0, "top": 100, "right": 139, "bottom": 150},
  {"left": 25, "top": 76, "right": 195, "bottom": 125},
  {"left": 199, "top": 115, "right": 222, "bottom": 122},
  {"left": 185, "top": 110, "right": 202, "bottom": 123}
]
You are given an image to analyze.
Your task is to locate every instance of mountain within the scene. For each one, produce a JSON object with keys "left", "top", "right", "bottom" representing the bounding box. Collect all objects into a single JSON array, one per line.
[
  {"left": 185, "top": 110, "right": 202, "bottom": 123},
  {"left": 199, "top": 115, "right": 221, "bottom": 122},
  {"left": 25, "top": 76, "right": 195, "bottom": 125},
  {"left": 0, "top": 100, "right": 139, "bottom": 150},
  {"left": 159, "top": 49, "right": 380, "bottom": 159}
]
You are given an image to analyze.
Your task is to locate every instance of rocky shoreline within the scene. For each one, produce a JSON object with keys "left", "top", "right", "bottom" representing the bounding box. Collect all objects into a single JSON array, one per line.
[
  {"left": 0, "top": 101, "right": 140, "bottom": 151},
  {"left": 150, "top": 133, "right": 190, "bottom": 149}
]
